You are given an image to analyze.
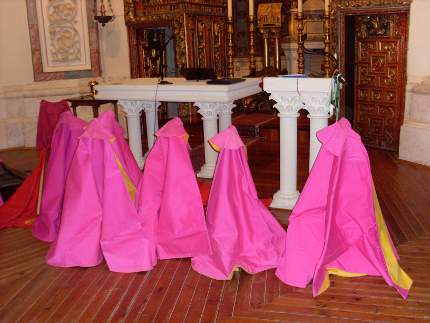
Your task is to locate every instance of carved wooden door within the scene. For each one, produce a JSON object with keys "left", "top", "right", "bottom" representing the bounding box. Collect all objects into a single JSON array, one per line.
[{"left": 354, "top": 13, "right": 408, "bottom": 151}]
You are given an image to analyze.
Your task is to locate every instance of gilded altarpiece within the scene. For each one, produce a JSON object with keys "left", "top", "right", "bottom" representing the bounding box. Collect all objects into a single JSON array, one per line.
[{"left": 124, "top": 0, "right": 227, "bottom": 78}]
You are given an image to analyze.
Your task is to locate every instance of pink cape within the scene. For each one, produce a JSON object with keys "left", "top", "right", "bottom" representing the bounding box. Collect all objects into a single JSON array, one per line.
[
  {"left": 192, "top": 126, "right": 286, "bottom": 280},
  {"left": 135, "top": 117, "right": 211, "bottom": 259},
  {"left": 275, "top": 118, "right": 412, "bottom": 298},
  {"left": 32, "top": 111, "right": 86, "bottom": 242},
  {"left": 46, "top": 111, "right": 155, "bottom": 272}
]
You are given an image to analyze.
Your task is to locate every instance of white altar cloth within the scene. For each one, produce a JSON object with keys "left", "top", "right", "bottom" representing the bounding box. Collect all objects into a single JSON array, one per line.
[{"left": 96, "top": 78, "right": 262, "bottom": 178}]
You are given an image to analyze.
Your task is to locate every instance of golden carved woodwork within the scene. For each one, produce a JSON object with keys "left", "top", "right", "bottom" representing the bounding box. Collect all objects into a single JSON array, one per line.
[
  {"left": 124, "top": 0, "right": 227, "bottom": 78},
  {"left": 353, "top": 13, "right": 408, "bottom": 151},
  {"left": 257, "top": 3, "right": 283, "bottom": 28},
  {"left": 336, "top": 0, "right": 412, "bottom": 9}
]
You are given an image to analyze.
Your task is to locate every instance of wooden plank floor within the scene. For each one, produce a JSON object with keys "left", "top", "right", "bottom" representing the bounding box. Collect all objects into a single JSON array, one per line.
[{"left": 1, "top": 138, "right": 430, "bottom": 322}]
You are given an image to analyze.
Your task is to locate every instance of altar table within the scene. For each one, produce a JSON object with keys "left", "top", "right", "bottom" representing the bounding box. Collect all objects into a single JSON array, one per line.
[
  {"left": 96, "top": 78, "right": 262, "bottom": 178},
  {"left": 263, "top": 77, "right": 333, "bottom": 211}
]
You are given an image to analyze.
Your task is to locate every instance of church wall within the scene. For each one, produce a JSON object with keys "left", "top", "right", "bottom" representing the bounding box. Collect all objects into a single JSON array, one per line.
[
  {"left": 399, "top": 0, "right": 430, "bottom": 166},
  {"left": 0, "top": 0, "right": 129, "bottom": 150}
]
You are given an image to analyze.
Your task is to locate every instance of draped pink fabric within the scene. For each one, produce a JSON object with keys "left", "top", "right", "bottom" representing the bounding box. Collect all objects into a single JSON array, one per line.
[
  {"left": 0, "top": 194, "right": 3, "bottom": 207},
  {"left": 32, "top": 111, "right": 86, "bottom": 242},
  {"left": 36, "top": 100, "right": 70, "bottom": 150},
  {"left": 98, "top": 111, "right": 141, "bottom": 186},
  {"left": 46, "top": 111, "right": 155, "bottom": 273},
  {"left": 275, "top": 118, "right": 412, "bottom": 298},
  {"left": 135, "top": 117, "right": 211, "bottom": 260},
  {"left": 192, "top": 126, "right": 286, "bottom": 280}
]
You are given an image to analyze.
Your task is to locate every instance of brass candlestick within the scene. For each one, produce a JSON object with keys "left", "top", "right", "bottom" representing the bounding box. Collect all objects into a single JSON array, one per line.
[
  {"left": 261, "top": 30, "right": 270, "bottom": 70},
  {"left": 272, "top": 29, "right": 281, "bottom": 71},
  {"left": 323, "top": 11, "right": 331, "bottom": 77},
  {"left": 89, "top": 80, "right": 99, "bottom": 98},
  {"left": 227, "top": 16, "right": 234, "bottom": 78},
  {"left": 248, "top": 15, "right": 257, "bottom": 77},
  {"left": 296, "top": 12, "right": 305, "bottom": 74}
]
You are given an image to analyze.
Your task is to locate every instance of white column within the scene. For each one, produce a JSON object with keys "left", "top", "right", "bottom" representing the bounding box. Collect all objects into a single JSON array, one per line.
[
  {"left": 304, "top": 96, "right": 331, "bottom": 170},
  {"left": 218, "top": 103, "right": 235, "bottom": 131},
  {"left": 195, "top": 102, "right": 220, "bottom": 178},
  {"left": 270, "top": 96, "right": 301, "bottom": 210},
  {"left": 308, "top": 114, "right": 329, "bottom": 170},
  {"left": 141, "top": 101, "right": 161, "bottom": 153},
  {"left": 119, "top": 100, "right": 145, "bottom": 168}
]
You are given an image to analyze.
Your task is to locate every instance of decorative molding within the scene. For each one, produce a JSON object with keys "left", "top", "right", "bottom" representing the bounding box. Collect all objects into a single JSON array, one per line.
[
  {"left": 194, "top": 102, "right": 220, "bottom": 119},
  {"left": 336, "top": 0, "right": 412, "bottom": 9},
  {"left": 26, "top": 0, "right": 101, "bottom": 81},
  {"left": 269, "top": 93, "right": 301, "bottom": 116},
  {"left": 217, "top": 103, "right": 236, "bottom": 115},
  {"left": 118, "top": 100, "right": 144, "bottom": 115}
]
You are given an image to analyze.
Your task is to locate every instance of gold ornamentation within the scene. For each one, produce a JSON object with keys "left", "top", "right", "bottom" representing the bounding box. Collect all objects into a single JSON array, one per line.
[
  {"left": 227, "top": 16, "right": 234, "bottom": 78},
  {"left": 336, "top": 0, "right": 412, "bottom": 9},
  {"left": 248, "top": 15, "right": 256, "bottom": 76},
  {"left": 296, "top": 12, "right": 305, "bottom": 74}
]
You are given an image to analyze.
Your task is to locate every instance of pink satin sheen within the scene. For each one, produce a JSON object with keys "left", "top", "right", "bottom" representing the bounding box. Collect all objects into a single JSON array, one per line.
[
  {"left": 32, "top": 111, "right": 86, "bottom": 242},
  {"left": 135, "top": 117, "right": 211, "bottom": 260},
  {"left": 275, "top": 118, "right": 409, "bottom": 298},
  {"left": 46, "top": 111, "right": 155, "bottom": 273},
  {"left": 192, "top": 126, "right": 286, "bottom": 279},
  {"left": 36, "top": 100, "right": 70, "bottom": 150}
]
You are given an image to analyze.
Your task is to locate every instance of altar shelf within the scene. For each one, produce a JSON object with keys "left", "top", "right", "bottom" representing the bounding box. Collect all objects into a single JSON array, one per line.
[
  {"left": 135, "top": 117, "right": 212, "bottom": 260},
  {"left": 192, "top": 126, "right": 286, "bottom": 280},
  {"left": 275, "top": 118, "right": 413, "bottom": 298},
  {"left": 46, "top": 111, "right": 155, "bottom": 273}
]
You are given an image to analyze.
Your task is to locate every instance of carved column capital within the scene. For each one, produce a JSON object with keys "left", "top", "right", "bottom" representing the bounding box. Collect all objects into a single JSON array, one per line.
[
  {"left": 119, "top": 100, "right": 144, "bottom": 116},
  {"left": 302, "top": 95, "right": 331, "bottom": 118},
  {"left": 269, "top": 93, "right": 301, "bottom": 117},
  {"left": 217, "top": 103, "right": 236, "bottom": 115},
  {"left": 141, "top": 101, "right": 161, "bottom": 113},
  {"left": 194, "top": 102, "right": 220, "bottom": 120}
]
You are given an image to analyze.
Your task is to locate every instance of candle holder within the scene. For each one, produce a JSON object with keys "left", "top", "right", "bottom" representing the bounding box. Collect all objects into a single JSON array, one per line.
[
  {"left": 296, "top": 12, "right": 305, "bottom": 74},
  {"left": 248, "top": 15, "right": 257, "bottom": 77},
  {"left": 227, "top": 16, "right": 234, "bottom": 78},
  {"left": 323, "top": 10, "right": 331, "bottom": 77}
]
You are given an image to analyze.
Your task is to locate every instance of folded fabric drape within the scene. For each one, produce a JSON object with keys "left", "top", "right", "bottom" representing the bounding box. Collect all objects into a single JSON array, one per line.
[
  {"left": 36, "top": 100, "right": 70, "bottom": 151},
  {"left": 275, "top": 118, "right": 412, "bottom": 298},
  {"left": 0, "top": 100, "right": 69, "bottom": 229},
  {"left": 0, "top": 193, "right": 3, "bottom": 207},
  {"left": 46, "top": 111, "right": 155, "bottom": 273},
  {"left": 135, "top": 117, "right": 212, "bottom": 260},
  {"left": 192, "top": 126, "right": 286, "bottom": 280},
  {"left": 32, "top": 111, "right": 87, "bottom": 242}
]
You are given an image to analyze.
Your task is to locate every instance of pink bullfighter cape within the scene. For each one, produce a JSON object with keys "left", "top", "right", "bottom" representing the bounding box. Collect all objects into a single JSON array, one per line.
[
  {"left": 135, "top": 117, "right": 211, "bottom": 260},
  {"left": 32, "top": 111, "right": 86, "bottom": 242},
  {"left": 192, "top": 126, "right": 286, "bottom": 280},
  {"left": 46, "top": 111, "right": 155, "bottom": 272},
  {"left": 275, "top": 118, "right": 412, "bottom": 298}
]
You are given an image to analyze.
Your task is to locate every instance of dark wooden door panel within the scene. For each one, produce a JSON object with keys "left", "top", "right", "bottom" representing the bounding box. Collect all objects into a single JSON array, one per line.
[{"left": 354, "top": 14, "right": 407, "bottom": 151}]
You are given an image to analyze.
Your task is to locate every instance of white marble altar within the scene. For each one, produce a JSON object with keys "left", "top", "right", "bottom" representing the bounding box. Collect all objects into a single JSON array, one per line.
[
  {"left": 263, "top": 77, "right": 332, "bottom": 210},
  {"left": 96, "top": 78, "right": 262, "bottom": 177}
]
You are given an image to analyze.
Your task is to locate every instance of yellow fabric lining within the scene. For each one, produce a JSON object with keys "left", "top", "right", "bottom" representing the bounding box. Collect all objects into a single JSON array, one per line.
[
  {"left": 318, "top": 269, "right": 366, "bottom": 296},
  {"left": 114, "top": 155, "right": 136, "bottom": 201},
  {"left": 209, "top": 141, "right": 221, "bottom": 152},
  {"left": 372, "top": 183, "right": 413, "bottom": 292},
  {"left": 317, "top": 184, "right": 412, "bottom": 296}
]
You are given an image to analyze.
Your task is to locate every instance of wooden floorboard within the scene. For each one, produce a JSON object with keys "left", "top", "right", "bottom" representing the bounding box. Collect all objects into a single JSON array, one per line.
[{"left": 1, "top": 132, "right": 430, "bottom": 322}]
